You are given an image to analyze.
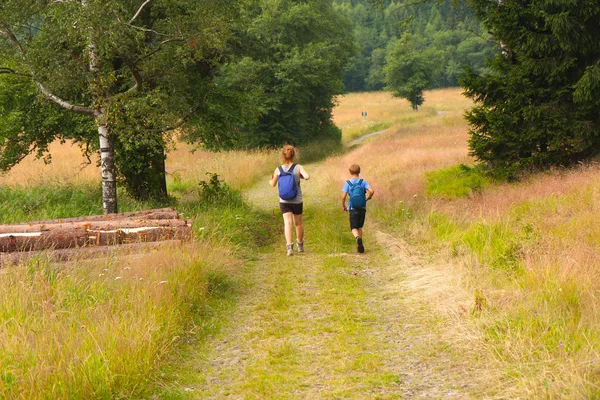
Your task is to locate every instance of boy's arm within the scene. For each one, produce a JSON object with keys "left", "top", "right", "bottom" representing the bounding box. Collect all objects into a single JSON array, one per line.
[
  {"left": 341, "top": 192, "right": 348, "bottom": 211},
  {"left": 366, "top": 187, "right": 374, "bottom": 200}
]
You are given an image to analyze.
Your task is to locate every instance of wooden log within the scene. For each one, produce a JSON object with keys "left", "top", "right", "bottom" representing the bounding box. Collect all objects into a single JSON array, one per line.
[
  {"left": 7, "top": 208, "right": 179, "bottom": 226},
  {"left": 87, "top": 225, "right": 192, "bottom": 246},
  {"left": 0, "top": 225, "right": 192, "bottom": 252},
  {"left": 0, "top": 218, "right": 190, "bottom": 234},
  {"left": 0, "top": 240, "right": 184, "bottom": 267},
  {"left": 0, "top": 228, "right": 90, "bottom": 252}
]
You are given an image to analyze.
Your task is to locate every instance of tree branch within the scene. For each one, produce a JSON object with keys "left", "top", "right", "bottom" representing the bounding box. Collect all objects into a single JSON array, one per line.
[
  {"left": 129, "top": 0, "right": 153, "bottom": 24},
  {"left": 123, "top": 58, "right": 143, "bottom": 93},
  {"left": 0, "top": 21, "right": 25, "bottom": 54},
  {"left": 69, "top": 48, "right": 89, "bottom": 73},
  {"left": 134, "top": 38, "right": 185, "bottom": 63},
  {"left": 0, "top": 67, "right": 32, "bottom": 78},
  {"left": 1, "top": 21, "right": 95, "bottom": 117},
  {"left": 36, "top": 82, "right": 96, "bottom": 116}
]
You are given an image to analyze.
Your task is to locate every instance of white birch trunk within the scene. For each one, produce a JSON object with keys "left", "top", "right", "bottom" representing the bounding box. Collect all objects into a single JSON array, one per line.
[{"left": 97, "top": 116, "right": 118, "bottom": 214}]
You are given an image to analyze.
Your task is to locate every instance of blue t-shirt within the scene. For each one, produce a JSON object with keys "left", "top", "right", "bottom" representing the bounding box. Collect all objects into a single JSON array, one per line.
[{"left": 342, "top": 178, "right": 370, "bottom": 210}]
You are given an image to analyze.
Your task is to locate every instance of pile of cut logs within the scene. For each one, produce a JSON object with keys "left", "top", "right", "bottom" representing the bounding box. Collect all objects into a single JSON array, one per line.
[{"left": 0, "top": 208, "right": 192, "bottom": 267}]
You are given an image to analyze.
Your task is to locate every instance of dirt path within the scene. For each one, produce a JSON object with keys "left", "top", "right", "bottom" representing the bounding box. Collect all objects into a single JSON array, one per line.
[{"left": 171, "top": 163, "right": 506, "bottom": 399}]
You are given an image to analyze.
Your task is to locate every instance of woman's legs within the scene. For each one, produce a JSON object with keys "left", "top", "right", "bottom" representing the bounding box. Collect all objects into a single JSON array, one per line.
[
  {"left": 293, "top": 214, "right": 304, "bottom": 243},
  {"left": 282, "top": 212, "right": 294, "bottom": 244}
]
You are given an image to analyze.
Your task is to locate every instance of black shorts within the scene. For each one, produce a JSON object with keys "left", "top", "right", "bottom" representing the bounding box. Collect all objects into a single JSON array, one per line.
[
  {"left": 280, "top": 202, "right": 303, "bottom": 215},
  {"left": 349, "top": 208, "right": 366, "bottom": 229}
]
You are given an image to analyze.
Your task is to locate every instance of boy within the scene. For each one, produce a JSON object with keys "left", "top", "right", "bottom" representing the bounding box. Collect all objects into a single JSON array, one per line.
[{"left": 341, "top": 164, "right": 374, "bottom": 253}]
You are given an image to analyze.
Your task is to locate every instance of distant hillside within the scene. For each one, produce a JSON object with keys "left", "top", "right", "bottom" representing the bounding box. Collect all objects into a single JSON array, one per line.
[{"left": 333, "top": 0, "right": 495, "bottom": 91}]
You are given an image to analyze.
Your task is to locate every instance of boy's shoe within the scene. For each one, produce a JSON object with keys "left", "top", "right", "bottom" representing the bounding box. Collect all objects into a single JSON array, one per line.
[
  {"left": 297, "top": 241, "right": 305, "bottom": 253},
  {"left": 356, "top": 237, "right": 364, "bottom": 253},
  {"left": 286, "top": 244, "right": 294, "bottom": 256}
]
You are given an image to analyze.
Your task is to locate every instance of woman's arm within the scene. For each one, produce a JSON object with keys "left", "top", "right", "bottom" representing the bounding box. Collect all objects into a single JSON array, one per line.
[
  {"left": 298, "top": 165, "right": 310, "bottom": 180},
  {"left": 269, "top": 168, "right": 280, "bottom": 187}
]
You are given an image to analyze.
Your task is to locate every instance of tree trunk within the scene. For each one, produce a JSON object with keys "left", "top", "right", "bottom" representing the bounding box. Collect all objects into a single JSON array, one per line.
[
  {"left": 98, "top": 117, "right": 118, "bottom": 214},
  {"left": 117, "top": 140, "right": 169, "bottom": 202}
]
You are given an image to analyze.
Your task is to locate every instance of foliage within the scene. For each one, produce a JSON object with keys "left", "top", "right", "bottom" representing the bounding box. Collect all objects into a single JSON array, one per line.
[
  {"left": 187, "top": 0, "right": 355, "bottom": 149},
  {"left": 462, "top": 0, "right": 600, "bottom": 176},
  {"left": 198, "top": 173, "right": 242, "bottom": 207},
  {"left": 384, "top": 34, "right": 443, "bottom": 109},
  {"left": 333, "top": 0, "right": 494, "bottom": 93}
]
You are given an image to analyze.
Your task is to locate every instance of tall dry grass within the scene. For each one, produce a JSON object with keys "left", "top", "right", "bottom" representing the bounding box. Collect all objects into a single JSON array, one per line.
[
  {"left": 0, "top": 243, "right": 241, "bottom": 399},
  {"left": 0, "top": 140, "right": 276, "bottom": 190}
]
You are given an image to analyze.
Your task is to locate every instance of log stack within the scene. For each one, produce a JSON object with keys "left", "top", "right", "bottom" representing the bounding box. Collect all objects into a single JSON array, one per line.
[{"left": 0, "top": 208, "right": 192, "bottom": 267}]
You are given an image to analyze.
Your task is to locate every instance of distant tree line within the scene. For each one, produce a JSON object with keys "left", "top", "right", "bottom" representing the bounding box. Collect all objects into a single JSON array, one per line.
[{"left": 333, "top": 0, "right": 495, "bottom": 108}]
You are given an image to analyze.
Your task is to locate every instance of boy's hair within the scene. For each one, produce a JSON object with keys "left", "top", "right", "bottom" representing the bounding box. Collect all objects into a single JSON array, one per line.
[
  {"left": 281, "top": 144, "right": 297, "bottom": 163},
  {"left": 349, "top": 164, "right": 361, "bottom": 175}
]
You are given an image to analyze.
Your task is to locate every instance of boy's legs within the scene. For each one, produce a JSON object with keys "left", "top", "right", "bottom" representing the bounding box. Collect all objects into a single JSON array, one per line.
[{"left": 349, "top": 209, "right": 366, "bottom": 253}]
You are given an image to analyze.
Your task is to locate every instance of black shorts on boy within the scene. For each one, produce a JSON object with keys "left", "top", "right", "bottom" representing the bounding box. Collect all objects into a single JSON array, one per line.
[{"left": 349, "top": 208, "right": 366, "bottom": 230}]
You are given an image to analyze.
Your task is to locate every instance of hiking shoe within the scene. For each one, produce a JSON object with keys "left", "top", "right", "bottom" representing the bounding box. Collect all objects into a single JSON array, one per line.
[
  {"left": 286, "top": 244, "right": 294, "bottom": 256},
  {"left": 356, "top": 237, "right": 364, "bottom": 253},
  {"left": 297, "top": 241, "right": 304, "bottom": 253}
]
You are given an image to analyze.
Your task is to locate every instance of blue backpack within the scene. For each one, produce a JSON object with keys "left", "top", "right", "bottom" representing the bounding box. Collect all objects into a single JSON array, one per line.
[
  {"left": 278, "top": 164, "right": 298, "bottom": 200},
  {"left": 347, "top": 179, "right": 366, "bottom": 209}
]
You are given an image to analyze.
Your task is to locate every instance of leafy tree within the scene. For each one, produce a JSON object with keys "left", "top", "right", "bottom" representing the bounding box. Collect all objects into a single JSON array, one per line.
[
  {"left": 187, "top": 0, "right": 355, "bottom": 149},
  {"left": 461, "top": 0, "right": 600, "bottom": 176},
  {"left": 384, "top": 34, "right": 443, "bottom": 109},
  {"left": 0, "top": 0, "right": 241, "bottom": 212}
]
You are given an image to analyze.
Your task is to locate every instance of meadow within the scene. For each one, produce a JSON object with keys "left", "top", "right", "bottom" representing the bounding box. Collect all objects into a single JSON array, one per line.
[
  {"left": 2, "top": 87, "right": 600, "bottom": 397},
  {"left": 332, "top": 89, "right": 600, "bottom": 397}
]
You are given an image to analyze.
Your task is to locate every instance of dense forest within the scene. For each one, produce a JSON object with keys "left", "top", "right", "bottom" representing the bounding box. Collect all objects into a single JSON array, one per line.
[{"left": 333, "top": 0, "right": 495, "bottom": 94}]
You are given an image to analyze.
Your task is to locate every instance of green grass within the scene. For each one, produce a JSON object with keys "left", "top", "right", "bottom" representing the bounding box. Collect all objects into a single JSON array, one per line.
[
  {"left": 426, "top": 164, "right": 492, "bottom": 199},
  {"left": 344, "top": 121, "right": 392, "bottom": 142}
]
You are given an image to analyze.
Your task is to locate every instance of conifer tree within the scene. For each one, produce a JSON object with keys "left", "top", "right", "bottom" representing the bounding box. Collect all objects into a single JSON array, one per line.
[{"left": 462, "top": 0, "right": 600, "bottom": 176}]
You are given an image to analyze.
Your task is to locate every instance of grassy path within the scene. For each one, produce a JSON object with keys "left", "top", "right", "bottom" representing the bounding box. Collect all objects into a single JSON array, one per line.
[{"left": 165, "top": 162, "right": 504, "bottom": 399}]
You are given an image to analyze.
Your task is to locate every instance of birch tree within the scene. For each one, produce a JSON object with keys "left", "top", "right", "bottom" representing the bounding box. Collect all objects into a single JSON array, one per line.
[{"left": 0, "top": 0, "right": 241, "bottom": 213}]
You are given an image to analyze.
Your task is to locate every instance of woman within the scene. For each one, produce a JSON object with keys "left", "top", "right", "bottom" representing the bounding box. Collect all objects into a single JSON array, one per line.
[{"left": 269, "top": 144, "right": 310, "bottom": 256}]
